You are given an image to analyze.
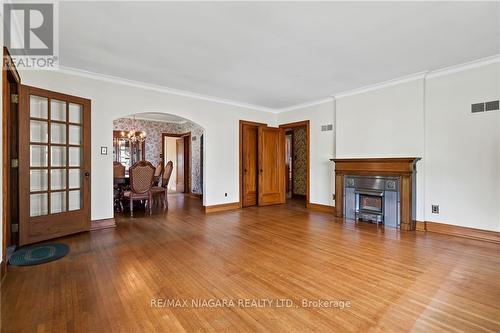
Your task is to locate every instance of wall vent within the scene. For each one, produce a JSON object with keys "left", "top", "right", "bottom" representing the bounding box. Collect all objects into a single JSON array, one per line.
[
  {"left": 485, "top": 100, "right": 499, "bottom": 112},
  {"left": 321, "top": 124, "right": 333, "bottom": 132},
  {"left": 471, "top": 103, "right": 485, "bottom": 113},
  {"left": 471, "top": 100, "right": 499, "bottom": 114}
]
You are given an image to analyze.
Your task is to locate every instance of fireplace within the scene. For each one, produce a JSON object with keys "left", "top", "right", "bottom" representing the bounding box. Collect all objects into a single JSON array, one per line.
[
  {"left": 358, "top": 190, "right": 383, "bottom": 213},
  {"left": 331, "top": 158, "right": 420, "bottom": 230},
  {"left": 344, "top": 176, "right": 400, "bottom": 227}
]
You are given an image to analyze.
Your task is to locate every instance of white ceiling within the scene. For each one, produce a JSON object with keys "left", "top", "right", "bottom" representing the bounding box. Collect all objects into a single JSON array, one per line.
[
  {"left": 60, "top": 1, "right": 499, "bottom": 109},
  {"left": 125, "top": 112, "right": 187, "bottom": 124}
]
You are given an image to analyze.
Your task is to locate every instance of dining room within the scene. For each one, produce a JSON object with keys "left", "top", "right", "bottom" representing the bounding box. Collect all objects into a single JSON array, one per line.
[{"left": 112, "top": 112, "right": 204, "bottom": 216}]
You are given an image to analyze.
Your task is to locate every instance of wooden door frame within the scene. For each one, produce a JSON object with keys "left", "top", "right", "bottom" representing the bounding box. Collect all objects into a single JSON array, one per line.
[
  {"left": 279, "top": 120, "right": 310, "bottom": 205},
  {"left": 239, "top": 120, "right": 266, "bottom": 207},
  {"left": 2, "top": 47, "right": 21, "bottom": 280},
  {"left": 161, "top": 132, "right": 191, "bottom": 194},
  {"left": 284, "top": 129, "right": 294, "bottom": 196}
]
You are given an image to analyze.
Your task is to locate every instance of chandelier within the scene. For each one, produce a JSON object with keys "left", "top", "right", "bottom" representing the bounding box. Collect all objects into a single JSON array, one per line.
[{"left": 123, "top": 115, "right": 146, "bottom": 143}]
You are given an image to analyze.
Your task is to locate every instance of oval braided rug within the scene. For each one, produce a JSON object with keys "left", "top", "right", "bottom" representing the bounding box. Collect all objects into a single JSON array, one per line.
[{"left": 9, "top": 243, "right": 69, "bottom": 266}]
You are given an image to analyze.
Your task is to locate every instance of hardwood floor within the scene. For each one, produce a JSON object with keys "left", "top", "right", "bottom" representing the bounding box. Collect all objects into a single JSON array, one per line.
[{"left": 2, "top": 194, "right": 499, "bottom": 332}]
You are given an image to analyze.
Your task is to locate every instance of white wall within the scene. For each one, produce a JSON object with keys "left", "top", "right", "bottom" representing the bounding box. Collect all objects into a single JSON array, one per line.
[
  {"left": 278, "top": 101, "right": 336, "bottom": 207},
  {"left": 336, "top": 79, "right": 426, "bottom": 220},
  {"left": 334, "top": 63, "right": 500, "bottom": 231},
  {"left": 19, "top": 69, "right": 274, "bottom": 220},
  {"left": 425, "top": 64, "right": 500, "bottom": 231}
]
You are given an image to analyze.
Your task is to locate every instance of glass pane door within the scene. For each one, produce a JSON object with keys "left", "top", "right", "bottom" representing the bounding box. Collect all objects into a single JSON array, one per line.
[{"left": 28, "top": 96, "right": 83, "bottom": 216}]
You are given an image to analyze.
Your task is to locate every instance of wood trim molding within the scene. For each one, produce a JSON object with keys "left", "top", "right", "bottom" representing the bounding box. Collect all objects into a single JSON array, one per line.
[
  {"left": 90, "top": 218, "right": 117, "bottom": 231},
  {"left": 307, "top": 203, "right": 335, "bottom": 213},
  {"left": 161, "top": 132, "right": 192, "bottom": 194},
  {"left": 279, "top": 120, "right": 310, "bottom": 205},
  {"left": 3, "top": 47, "right": 21, "bottom": 272},
  {"left": 332, "top": 157, "right": 421, "bottom": 231},
  {"left": 415, "top": 220, "right": 426, "bottom": 232},
  {"left": 204, "top": 202, "right": 240, "bottom": 214},
  {"left": 417, "top": 221, "right": 500, "bottom": 244},
  {"left": 1, "top": 260, "right": 6, "bottom": 284}
]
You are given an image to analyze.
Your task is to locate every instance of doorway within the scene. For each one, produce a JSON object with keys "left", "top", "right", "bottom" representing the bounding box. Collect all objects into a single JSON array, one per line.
[
  {"left": 280, "top": 121, "right": 310, "bottom": 207},
  {"left": 162, "top": 133, "right": 191, "bottom": 193},
  {"left": 239, "top": 120, "right": 286, "bottom": 207}
]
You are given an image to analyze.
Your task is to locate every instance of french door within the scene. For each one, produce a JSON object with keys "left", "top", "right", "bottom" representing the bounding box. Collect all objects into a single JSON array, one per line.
[{"left": 18, "top": 85, "right": 91, "bottom": 245}]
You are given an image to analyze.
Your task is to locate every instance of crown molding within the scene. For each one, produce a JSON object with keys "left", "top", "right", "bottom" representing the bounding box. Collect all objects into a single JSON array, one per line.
[
  {"left": 275, "top": 97, "right": 334, "bottom": 113},
  {"left": 426, "top": 54, "right": 500, "bottom": 79},
  {"left": 332, "top": 54, "right": 500, "bottom": 100},
  {"left": 57, "top": 54, "right": 499, "bottom": 115},
  {"left": 333, "top": 71, "right": 428, "bottom": 100},
  {"left": 123, "top": 115, "right": 187, "bottom": 125},
  {"left": 57, "top": 66, "right": 275, "bottom": 114}
]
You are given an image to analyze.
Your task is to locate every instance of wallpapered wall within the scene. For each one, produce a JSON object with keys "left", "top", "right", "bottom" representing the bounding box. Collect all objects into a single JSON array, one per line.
[
  {"left": 113, "top": 118, "right": 204, "bottom": 194},
  {"left": 292, "top": 126, "right": 307, "bottom": 196}
]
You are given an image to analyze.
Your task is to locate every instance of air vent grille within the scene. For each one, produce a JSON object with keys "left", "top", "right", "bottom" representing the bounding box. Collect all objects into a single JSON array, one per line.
[
  {"left": 471, "top": 100, "right": 499, "bottom": 114},
  {"left": 471, "top": 103, "right": 485, "bottom": 113},
  {"left": 321, "top": 124, "right": 333, "bottom": 132},
  {"left": 485, "top": 100, "right": 499, "bottom": 112}
]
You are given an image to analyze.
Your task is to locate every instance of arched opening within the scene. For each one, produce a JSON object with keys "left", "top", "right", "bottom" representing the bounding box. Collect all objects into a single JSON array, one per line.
[{"left": 111, "top": 112, "right": 204, "bottom": 214}]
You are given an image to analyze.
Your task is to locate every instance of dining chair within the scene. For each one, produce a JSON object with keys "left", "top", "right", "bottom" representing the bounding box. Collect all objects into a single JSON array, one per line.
[
  {"left": 153, "top": 160, "right": 164, "bottom": 186},
  {"left": 113, "top": 161, "right": 126, "bottom": 211},
  {"left": 113, "top": 161, "right": 125, "bottom": 178},
  {"left": 123, "top": 161, "right": 155, "bottom": 217},
  {"left": 152, "top": 161, "right": 173, "bottom": 208}
]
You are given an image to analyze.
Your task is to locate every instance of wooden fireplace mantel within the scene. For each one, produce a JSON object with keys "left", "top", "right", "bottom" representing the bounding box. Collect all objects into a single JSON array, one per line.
[{"left": 331, "top": 157, "right": 420, "bottom": 231}]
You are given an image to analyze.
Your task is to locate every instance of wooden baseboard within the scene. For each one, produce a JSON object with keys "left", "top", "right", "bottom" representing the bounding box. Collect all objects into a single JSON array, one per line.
[
  {"left": 1, "top": 260, "right": 6, "bottom": 284},
  {"left": 306, "top": 203, "right": 335, "bottom": 213},
  {"left": 204, "top": 202, "right": 240, "bottom": 213},
  {"left": 90, "top": 218, "right": 117, "bottom": 231},
  {"left": 415, "top": 220, "right": 426, "bottom": 232},
  {"left": 418, "top": 221, "right": 500, "bottom": 244}
]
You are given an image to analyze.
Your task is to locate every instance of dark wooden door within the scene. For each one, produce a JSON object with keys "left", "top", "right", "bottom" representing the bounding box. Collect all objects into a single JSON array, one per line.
[
  {"left": 176, "top": 138, "right": 185, "bottom": 192},
  {"left": 258, "top": 126, "right": 285, "bottom": 206},
  {"left": 18, "top": 85, "right": 91, "bottom": 245},
  {"left": 242, "top": 124, "right": 258, "bottom": 206}
]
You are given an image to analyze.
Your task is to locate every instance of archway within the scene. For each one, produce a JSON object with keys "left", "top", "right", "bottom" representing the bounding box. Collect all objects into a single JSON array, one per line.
[{"left": 112, "top": 112, "right": 204, "bottom": 213}]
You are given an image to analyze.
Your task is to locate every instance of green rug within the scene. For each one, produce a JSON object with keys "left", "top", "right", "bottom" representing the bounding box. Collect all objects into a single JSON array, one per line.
[{"left": 9, "top": 243, "right": 69, "bottom": 266}]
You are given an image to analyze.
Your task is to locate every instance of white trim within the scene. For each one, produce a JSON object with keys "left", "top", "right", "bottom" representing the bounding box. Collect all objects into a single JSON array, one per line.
[
  {"left": 57, "top": 66, "right": 275, "bottom": 114},
  {"left": 333, "top": 72, "right": 428, "bottom": 99},
  {"left": 57, "top": 54, "right": 500, "bottom": 114},
  {"left": 426, "top": 54, "right": 500, "bottom": 79},
  {"left": 123, "top": 115, "right": 187, "bottom": 124},
  {"left": 275, "top": 97, "right": 334, "bottom": 113}
]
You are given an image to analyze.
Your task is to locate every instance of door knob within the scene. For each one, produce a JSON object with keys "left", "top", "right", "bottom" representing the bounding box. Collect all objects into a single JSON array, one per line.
[
  {"left": 84, "top": 171, "right": 90, "bottom": 177},
  {"left": 259, "top": 169, "right": 263, "bottom": 173}
]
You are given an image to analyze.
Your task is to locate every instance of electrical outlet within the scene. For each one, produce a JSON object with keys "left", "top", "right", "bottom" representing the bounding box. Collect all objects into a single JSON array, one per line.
[
  {"left": 432, "top": 205, "right": 439, "bottom": 214},
  {"left": 224, "top": 193, "right": 227, "bottom": 197}
]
